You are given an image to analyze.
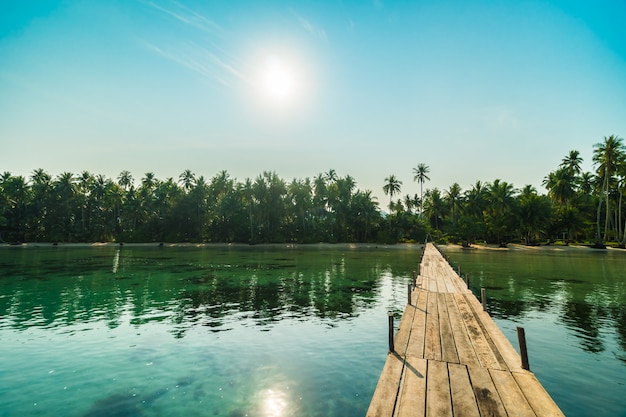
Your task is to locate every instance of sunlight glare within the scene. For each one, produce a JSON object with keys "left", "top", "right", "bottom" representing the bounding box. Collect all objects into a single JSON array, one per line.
[
  {"left": 261, "top": 388, "right": 288, "bottom": 417},
  {"left": 261, "top": 54, "right": 296, "bottom": 102}
]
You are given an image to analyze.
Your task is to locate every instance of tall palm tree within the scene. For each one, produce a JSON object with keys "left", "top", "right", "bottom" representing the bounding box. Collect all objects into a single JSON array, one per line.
[
  {"left": 383, "top": 175, "right": 402, "bottom": 213},
  {"left": 486, "top": 179, "right": 517, "bottom": 245},
  {"left": 117, "top": 170, "right": 134, "bottom": 191},
  {"left": 179, "top": 169, "right": 196, "bottom": 193},
  {"left": 592, "top": 135, "right": 625, "bottom": 245},
  {"left": 543, "top": 167, "right": 577, "bottom": 207},
  {"left": 560, "top": 150, "right": 583, "bottom": 175},
  {"left": 445, "top": 183, "right": 462, "bottom": 226},
  {"left": 424, "top": 188, "right": 444, "bottom": 230},
  {"left": 412, "top": 163, "right": 430, "bottom": 215}
]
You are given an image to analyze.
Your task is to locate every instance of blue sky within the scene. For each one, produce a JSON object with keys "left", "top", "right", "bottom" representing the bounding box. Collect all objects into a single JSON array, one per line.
[{"left": 1, "top": 0, "right": 625, "bottom": 204}]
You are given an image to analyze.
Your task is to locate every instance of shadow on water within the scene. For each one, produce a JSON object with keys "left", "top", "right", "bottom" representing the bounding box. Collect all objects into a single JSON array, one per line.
[{"left": 80, "top": 379, "right": 193, "bottom": 417}]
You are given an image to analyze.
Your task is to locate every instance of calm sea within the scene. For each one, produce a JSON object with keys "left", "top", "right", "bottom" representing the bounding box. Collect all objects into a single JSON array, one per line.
[
  {"left": 443, "top": 244, "right": 626, "bottom": 417},
  {"left": 0, "top": 244, "right": 418, "bottom": 417},
  {"left": 1, "top": 244, "right": 625, "bottom": 416}
]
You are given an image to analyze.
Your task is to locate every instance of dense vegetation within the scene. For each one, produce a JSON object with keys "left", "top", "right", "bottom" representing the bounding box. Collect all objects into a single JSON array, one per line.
[{"left": 1, "top": 135, "right": 625, "bottom": 246}]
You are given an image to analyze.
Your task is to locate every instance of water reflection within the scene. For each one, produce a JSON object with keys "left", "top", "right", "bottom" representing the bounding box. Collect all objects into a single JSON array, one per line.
[
  {"left": 0, "top": 246, "right": 414, "bottom": 338},
  {"left": 259, "top": 387, "right": 290, "bottom": 417},
  {"left": 445, "top": 247, "right": 626, "bottom": 355}
]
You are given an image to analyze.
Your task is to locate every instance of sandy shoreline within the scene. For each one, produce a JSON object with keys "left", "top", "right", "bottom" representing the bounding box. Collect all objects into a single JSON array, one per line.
[
  {"left": 0, "top": 241, "right": 425, "bottom": 250},
  {"left": 2, "top": 241, "right": 624, "bottom": 252},
  {"left": 443, "top": 242, "right": 626, "bottom": 252}
]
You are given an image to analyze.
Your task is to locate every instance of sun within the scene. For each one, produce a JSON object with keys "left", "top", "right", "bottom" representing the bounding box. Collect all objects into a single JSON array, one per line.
[{"left": 261, "top": 54, "right": 296, "bottom": 102}]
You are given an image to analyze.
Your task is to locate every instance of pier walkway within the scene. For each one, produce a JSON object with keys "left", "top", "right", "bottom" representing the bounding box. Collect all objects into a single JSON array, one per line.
[{"left": 367, "top": 243, "right": 564, "bottom": 417}]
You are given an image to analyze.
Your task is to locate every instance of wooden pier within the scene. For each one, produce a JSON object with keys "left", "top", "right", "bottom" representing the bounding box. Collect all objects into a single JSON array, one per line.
[{"left": 367, "top": 243, "right": 564, "bottom": 417}]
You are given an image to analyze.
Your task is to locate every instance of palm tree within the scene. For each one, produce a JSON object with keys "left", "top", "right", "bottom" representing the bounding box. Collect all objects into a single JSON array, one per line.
[
  {"left": 543, "top": 167, "right": 577, "bottom": 207},
  {"left": 179, "top": 169, "right": 196, "bottom": 193},
  {"left": 560, "top": 150, "right": 583, "bottom": 175},
  {"left": 325, "top": 169, "right": 338, "bottom": 183},
  {"left": 412, "top": 163, "right": 430, "bottom": 215},
  {"left": 592, "top": 135, "right": 625, "bottom": 245},
  {"left": 445, "top": 183, "right": 462, "bottom": 227},
  {"left": 423, "top": 188, "right": 445, "bottom": 230},
  {"left": 486, "top": 179, "right": 517, "bottom": 245},
  {"left": 518, "top": 185, "right": 552, "bottom": 245},
  {"left": 383, "top": 175, "right": 402, "bottom": 213},
  {"left": 241, "top": 178, "right": 255, "bottom": 242},
  {"left": 117, "top": 170, "right": 134, "bottom": 191}
]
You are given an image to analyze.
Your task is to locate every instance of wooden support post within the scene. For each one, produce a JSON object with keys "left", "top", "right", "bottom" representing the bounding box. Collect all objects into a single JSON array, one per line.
[
  {"left": 458, "top": 266, "right": 461, "bottom": 276},
  {"left": 465, "top": 273, "right": 470, "bottom": 288},
  {"left": 407, "top": 284, "right": 412, "bottom": 305},
  {"left": 481, "top": 287, "right": 487, "bottom": 311},
  {"left": 388, "top": 313, "right": 395, "bottom": 353},
  {"left": 517, "top": 326, "right": 530, "bottom": 370},
  {"left": 412, "top": 270, "right": 417, "bottom": 286}
]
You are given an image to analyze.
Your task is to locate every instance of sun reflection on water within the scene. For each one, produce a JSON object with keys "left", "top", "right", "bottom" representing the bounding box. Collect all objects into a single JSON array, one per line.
[{"left": 259, "top": 387, "right": 289, "bottom": 417}]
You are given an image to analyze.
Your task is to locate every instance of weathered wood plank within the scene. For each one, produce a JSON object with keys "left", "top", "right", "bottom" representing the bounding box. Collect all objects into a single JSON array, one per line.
[
  {"left": 490, "top": 369, "right": 535, "bottom": 417},
  {"left": 406, "top": 289, "right": 428, "bottom": 358},
  {"left": 366, "top": 353, "right": 405, "bottom": 417},
  {"left": 467, "top": 366, "right": 508, "bottom": 417},
  {"left": 461, "top": 290, "right": 510, "bottom": 371},
  {"left": 448, "top": 363, "right": 480, "bottom": 417},
  {"left": 394, "top": 356, "right": 427, "bottom": 417},
  {"left": 513, "top": 372, "right": 566, "bottom": 417},
  {"left": 424, "top": 290, "right": 441, "bottom": 361},
  {"left": 426, "top": 360, "right": 452, "bottom": 417},
  {"left": 394, "top": 304, "right": 416, "bottom": 355},
  {"left": 445, "top": 293, "right": 481, "bottom": 367},
  {"left": 454, "top": 293, "right": 503, "bottom": 369},
  {"left": 438, "top": 292, "right": 459, "bottom": 364},
  {"left": 466, "top": 293, "right": 525, "bottom": 372},
  {"left": 443, "top": 272, "right": 459, "bottom": 293}
]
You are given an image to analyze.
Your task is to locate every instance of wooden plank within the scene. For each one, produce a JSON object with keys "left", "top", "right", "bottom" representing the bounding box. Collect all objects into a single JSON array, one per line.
[
  {"left": 416, "top": 274, "right": 425, "bottom": 289},
  {"left": 513, "top": 372, "right": 566, "bottom": 417},
  {"left": 366, "top": 353, "right": 404, "bottom": 417},
  {"left": 426, "top": 360, "right": 452, "bottom": 417},
  {"left": 428, "top": 276, "right": 438, "bottom": 293},
  {"left": 394, "top": 356, "right": 427, "bottom": 417},
  {"left": 461, "top": 290, "right": 510, "bottom": 371},
  {"left": 448, "top": 363, "right": 480, "bottom": 417},
  {"left": 437, "top": 292, "right": 459, "bottom": 364},
  {"left": 394, "top": 304, "right": 416, "bottom": 355},
  {"left": 490, "top": 369, "right": 535, "bottom": 417},
  {"left": 467, "top": 366, "right": 508, "bottom": 417},
  {"left": 423, "top": 290, "right": 441, "bottom": 361},
  {"left": 406, "top": 289, "right": 428, "bottom": 358},
  {"left": 466, "top": 294, "right": 525, "bottom": 372},
  {"left": 443, "top": 271, "right": 459, "bottom": 294},
  {"left": 454, "top": 293, "right": 502, "bottom": 369},
  {"left": 445, "top": 293, "right": 480, "bottom": 367}
]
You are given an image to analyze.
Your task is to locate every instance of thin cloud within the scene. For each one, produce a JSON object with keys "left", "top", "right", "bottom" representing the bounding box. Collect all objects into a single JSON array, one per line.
[
  {"left": 140, "top": 39, "right": 251, "bottom": 88},
  {"left": 292, "top": 11, "right": 327, "bottom": 41},
  {"left": 138, "top": 1, "right": 248, "bottom": 88},
  {"left": 141, "top": 0, "right": 225, "bottom": 36}
]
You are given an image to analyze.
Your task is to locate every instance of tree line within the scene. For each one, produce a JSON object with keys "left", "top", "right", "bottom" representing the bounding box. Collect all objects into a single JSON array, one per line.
[{"left": 1, "top": 135, "right": 624, "bottom": 247}]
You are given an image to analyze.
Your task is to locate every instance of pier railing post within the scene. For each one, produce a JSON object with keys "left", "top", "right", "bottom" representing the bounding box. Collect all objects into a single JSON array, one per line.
[
  {"left": 407, "top": 284, "right": 412, "bottom": 305},
  {"left": 481, "top": 288, "right": 487, "bottom": 311},
  {"left": 517, "top": 327, "right": 530, "bottom": 370},
  {"left": 465, "top": 273, "right": 470, "bottom": 289},
  {"left": 388, "top": 312, "right": 395, "bottom": 353}
]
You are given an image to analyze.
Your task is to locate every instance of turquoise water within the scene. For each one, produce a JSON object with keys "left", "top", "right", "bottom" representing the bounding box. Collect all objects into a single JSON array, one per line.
[
  {"left": 443, "top": 245, "right": 626, "bottom": 417},
  {"left": 0, "top": 244, "right": 419, "bottom": 417},
  {"left": 2, "top": 244, "right": 626, "bottom": 417}
]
